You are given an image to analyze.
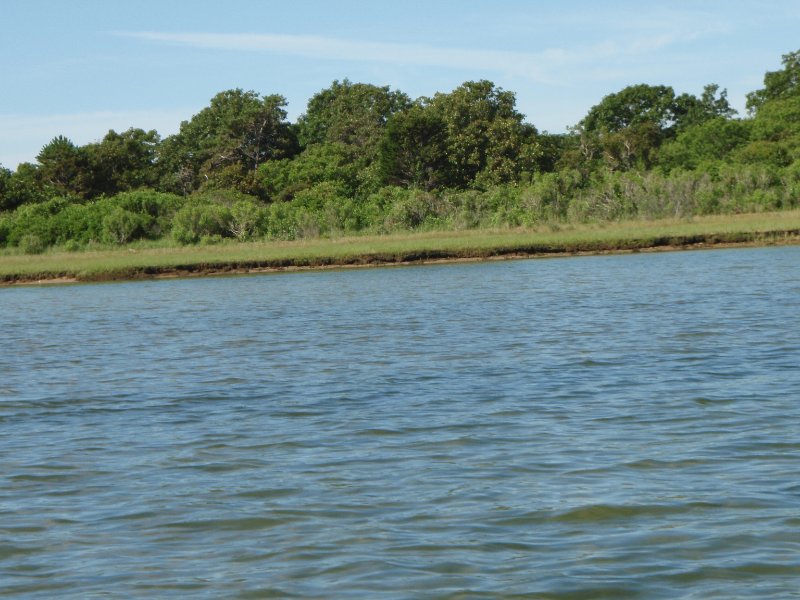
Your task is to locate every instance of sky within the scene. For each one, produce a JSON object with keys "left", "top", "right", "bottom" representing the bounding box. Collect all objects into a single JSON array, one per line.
[{"left": 2, "top": 0, "right": 799, "bottom": 170}]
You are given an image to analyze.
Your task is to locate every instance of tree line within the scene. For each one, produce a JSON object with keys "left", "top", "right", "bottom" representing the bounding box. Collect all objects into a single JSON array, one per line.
[{"left": 1, "top": 49, "right": 799, "bottom": 252}]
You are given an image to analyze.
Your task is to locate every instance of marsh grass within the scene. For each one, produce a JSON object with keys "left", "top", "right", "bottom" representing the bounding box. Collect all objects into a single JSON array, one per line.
[{"left": 2, "top": 211, "right": 800, "bottom": 283}]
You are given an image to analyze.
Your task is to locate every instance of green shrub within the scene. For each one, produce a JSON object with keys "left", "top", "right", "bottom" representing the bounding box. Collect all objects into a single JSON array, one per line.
[
  {"left": 262, "top": 201, "right": 300, "bottom": 240},
  {"left": 200, "top": 234, "right": 224, "bottom": 245},
  {"left": 102, "top": 207, "right": 150, "bottom": 244},
  {"left": 191, "top": 188, "right": 258, "bottom": 207},
  {"left": 259, "top": 142, "right": 359, "bottom": 201},
  {"left": 107, "top": 190, "right": 185, "bottom": 238},
  {"left": 6, "top": 199, "right": 68, "bottom": 248},
  {"left": 228, "top": 200, "right": 266, "bottom": 241},
  {"left": 111, "top": 190, "right": 184, "bottom": 216},
  {"left": 733, "top": 141, "right": 791, "bottom": 167},
  {"left": 383, "top": 189, "right": 433, "bottom": 231},
  {"left": 19, "top": 233, "right": 46, "bottom": 254},
  {"left": 172, "top": 202, "right": 232, "bottom": 244},
  {"left": 51, "top": 203, "right": 108, "bottom": 245},
  {"left": 288, "top": 181, "right": 354, "bottom": 236}
]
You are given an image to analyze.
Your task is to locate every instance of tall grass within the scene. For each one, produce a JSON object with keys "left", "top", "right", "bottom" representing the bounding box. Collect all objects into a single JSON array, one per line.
[{"left": 2, "top": 211, "right": 799, "bottom": 284}]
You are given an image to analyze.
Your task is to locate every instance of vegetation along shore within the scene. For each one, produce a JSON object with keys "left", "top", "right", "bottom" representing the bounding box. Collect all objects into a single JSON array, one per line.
[
  {"left": 2, "top": 211, "right": 799, "bottom": 285},
  {"left": 1, "top": 49, "right": 799, "bottom": 284}
]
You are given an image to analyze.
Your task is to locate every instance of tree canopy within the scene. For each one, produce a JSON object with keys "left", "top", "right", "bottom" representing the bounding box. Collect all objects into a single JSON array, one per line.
[
  {"left": 746, "top": 50, "right": 800, "bottom": 113},
  {"left": 296, "top": 80, "right": 410, "bottom": 156},
  {"left": 160, "top": 89, "right": 298, "bottom": 196},
  {"left": 2, "top": 48, "right": 800, "bottom": 252}
]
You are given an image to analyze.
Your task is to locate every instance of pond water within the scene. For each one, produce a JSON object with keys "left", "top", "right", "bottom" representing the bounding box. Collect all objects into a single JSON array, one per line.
[{"left": 2, "top": 246, "right": 800, "bottom": 598}]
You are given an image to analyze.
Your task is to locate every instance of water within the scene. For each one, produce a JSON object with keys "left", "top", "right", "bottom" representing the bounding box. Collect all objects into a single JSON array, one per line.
[{"left": 2, "top": 246, "right": 800, "bottom": 598}]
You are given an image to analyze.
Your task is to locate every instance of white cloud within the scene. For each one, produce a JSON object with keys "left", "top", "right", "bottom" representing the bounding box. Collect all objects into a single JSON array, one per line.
[
  {"left": 0, "top": 109, "right": 193, "bottom": 170},
  {"left": 115, "top": 30, "right": 703, "bottom": 85},
  {"left": 117, "top": 31, "right": 555, "bottom": 82}
]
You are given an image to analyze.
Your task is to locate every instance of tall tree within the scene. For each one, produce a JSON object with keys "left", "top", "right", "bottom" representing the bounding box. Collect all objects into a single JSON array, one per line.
[
  {"left": 673, "top": 84, "right": 737, "bottom": 130},
  {"left": 581, "top": 84, "right": 679, "bottom": 134},
  {"left": 579, "top": 84, "right": 698, "bottom": 170},
  {"left": 161, "top": 89, "right": 297, "bottom": 195},
  {"left": 735, "top": 94, "right": 800, "bottom": 167},
  {"left": 378, "top": 104, "right": 450, "bottom": 190},
  {"left": 657, "top": 118, "right": 751, "bottom": 170},
  {"left": 0, "top": 166, "right": 12, "bottom": 211},
  {"left": 36, "top": 135, "right": 94, "bottom": 197},
  {"left": 297, "top": 80, "right": 411, "bottom": 159},
  {"left": 426, "top": 80, "right": 539, "bottom": 187},
  {"left": 87, "top": 128, "right": 161, "bottom": 196},
  {"left": 1, "top": 163, "right": 51, "bottom": 210},
  {"left": 746, "top": 49, "right": 800, "bottom": 114}
]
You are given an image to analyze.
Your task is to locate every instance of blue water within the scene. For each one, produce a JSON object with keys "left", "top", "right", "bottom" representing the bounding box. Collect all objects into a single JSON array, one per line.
[{"left": 2, "top": 246, "right": 800, "bottom": 598}]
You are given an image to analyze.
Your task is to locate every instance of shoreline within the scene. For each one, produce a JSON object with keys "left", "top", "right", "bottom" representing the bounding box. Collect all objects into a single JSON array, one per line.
[{"left": 3, "top": 229, "right": 799, "bottom": 287}]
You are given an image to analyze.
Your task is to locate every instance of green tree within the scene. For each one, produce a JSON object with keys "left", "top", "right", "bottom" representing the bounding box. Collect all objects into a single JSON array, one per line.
[
  {"left": 36, "top": 135, "right": 94, "bottom": 197},
  {"left": 534, "top": 133, "right": 574, "bottom": 174},
  {"left": 582, "top": 84, "right": 679, "bottom": 134},
  {"left": 259, "top": 142, "right": 360, "bottom": 201},
  {"left": 674, "top": 84, "right": 737, "bottom": 130},
  {"left": 599, "top": 122, "right": 663, "bottom": 171},
  {"left": 297, "top": 80, "right": 411, "bottom": 157},
  {"left": 161, "top": 89, "right": 298, "bottom": 195},
  {"left": 378, "top": 104, "right": 450, "bottom": 190},
  {"left": 734, "top": 94, "right": 800, "bottom": 166},
  {"left": 0, "top": 166, "right": 11, "bottom": 212},
  {"left": 294, "top": 80, "right": 411, "bottom": 195},
  {"left": 746, "top": 49, "right": 800, "bottom": 114},
  {"left": 1, "top": 163, "right": 52, "bottom": 210},
  {"left": 88, "top": 128, "right": 161, "bottom": 195},
  {"left": 579, "top": 84, "right": 695, "bottom": 170},
  {"left": 426, "top": 80, "right": 539, "bottom": 188},
  {"left": 658, "top": 117, "right": 751, "bottom": 170},
  {"left": 749, "top": 95, "right": 800, "bottom": 143}
]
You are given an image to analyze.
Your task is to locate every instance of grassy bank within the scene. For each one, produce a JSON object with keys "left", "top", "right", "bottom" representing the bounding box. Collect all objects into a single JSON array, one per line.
[{"left": 2, "top": 210, "right": 800, "bottom": 285}]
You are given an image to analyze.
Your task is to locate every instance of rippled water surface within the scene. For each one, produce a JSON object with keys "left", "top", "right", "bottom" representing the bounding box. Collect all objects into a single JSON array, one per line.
[{"left": 2, "top": 246, "right": 800, "bottom": 598}]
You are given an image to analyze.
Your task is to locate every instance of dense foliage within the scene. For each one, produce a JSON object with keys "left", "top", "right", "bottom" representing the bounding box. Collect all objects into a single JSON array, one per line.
[{"left": 2, "top": 50, "right": 800, "bottom": 253}]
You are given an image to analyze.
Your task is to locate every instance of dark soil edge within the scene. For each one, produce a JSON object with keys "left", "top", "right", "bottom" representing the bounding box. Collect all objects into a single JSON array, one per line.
[{"left": 3, "top": 229, "right": 799, "bottom": 286}]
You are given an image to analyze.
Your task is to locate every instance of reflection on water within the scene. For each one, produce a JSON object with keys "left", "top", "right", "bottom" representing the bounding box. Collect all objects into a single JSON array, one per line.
[{"left": 2, "top": 246, "right": 800, "bottom": 598}]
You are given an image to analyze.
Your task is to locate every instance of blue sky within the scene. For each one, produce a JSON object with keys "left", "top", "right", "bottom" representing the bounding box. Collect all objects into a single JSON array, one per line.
[{"left": 2, "top": 0, "right": 799, "bottom": 169}]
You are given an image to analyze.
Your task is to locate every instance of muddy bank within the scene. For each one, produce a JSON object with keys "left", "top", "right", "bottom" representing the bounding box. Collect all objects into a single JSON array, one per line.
[{"left": 3, "top": 229, "right": 799, "bottom": 286}]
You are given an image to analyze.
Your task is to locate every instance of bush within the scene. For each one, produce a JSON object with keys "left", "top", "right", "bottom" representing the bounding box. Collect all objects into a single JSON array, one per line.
[
  {"left": 191, "top": 188, "right": 258, "bottom": 207},
  {"left": 259, "top": 142, "right": 360, "bottom": 201},
  {"left": 383, "top": 189, "right": 438, "bottom": 231},
  {"left": 111, "top": 190, "right": 184, "bottom": 216},
  {"left": 6, "top": 198, "right": 70, "bottom": 248},
  {"left": 228, "top": 200, "right": 266, "bottom": 241},
  {"left": 108, "top": 190, "right": 185, "bottom": 238},
  {"left": 733, "top": 141, "right": 791, "bottom": 167},
  {"left": 172, "top": 202, "right": 232, "bottom": 244},
  {"left": 102, "top": 207, "right": 150, "bottom": 244},
  {"left": 263, "top": 201, "right": 300, "bottom": 240},
  {"left": 51, "top": 202, "right": 108, "bottom": 245},
  {"left": 290, "top": 181, "right": 354, "bottom": 236},
  {"left": 19, "top": 233, "right": 46, "bottom": 254}
]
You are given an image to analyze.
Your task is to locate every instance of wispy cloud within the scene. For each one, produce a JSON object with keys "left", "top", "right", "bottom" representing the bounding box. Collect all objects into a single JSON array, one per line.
[
  {"left": 115, "top": 30, "right": 698, "bottom": 85},
  {"left": 117, "top": 31, "right": 556, "bottom": 82}
]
